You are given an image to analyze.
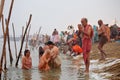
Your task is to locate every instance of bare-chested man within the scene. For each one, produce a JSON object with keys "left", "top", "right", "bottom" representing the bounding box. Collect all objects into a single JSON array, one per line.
[{"left": 98, "top": 20, "right": 108, "bottom": 61}]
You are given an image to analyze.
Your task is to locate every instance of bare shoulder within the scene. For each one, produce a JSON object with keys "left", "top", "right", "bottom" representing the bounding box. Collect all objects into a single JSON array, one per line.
[
  {"left": 54, "top": 46, "right": 59, "bottom": 50},
  {"left": 45, "top": 49, "right": 51, "bottom": 53},
  {"left": 22, "top": 56, "right": 26, "bottom": 59},
  {"left": 88, "top": 25, "right": 93, "bottom": 30},
  {"left": 22, "top": 56, "right": 26, "bottom": 62}
]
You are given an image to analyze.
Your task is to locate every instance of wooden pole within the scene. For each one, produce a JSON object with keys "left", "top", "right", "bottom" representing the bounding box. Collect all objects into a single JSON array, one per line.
[
  {"left": 0, "top": 19, "right": 8, "bottom": 77},
  {"left": 6, "top": 0, "right": 14, "bottom": 65},
  {"left": 1, "top": 15, "right": 4, "bottom": 34},
  {"left": 6, "top": 20, "right": 13, "bottom": 65},
  {"left": 7, "top": 0, "right": 14, "bottom": 24},
  {"left": 1, "top": 15, "right": 7, "bottom": 70},
  {"left": 12, "top": 23, "right": 17, "bottom": 59},
  {"left": 25, "top": 24, "right": 31, "bottom": 49},
  {"left": 21, "top": 26, "right": 24, "bottom": 41},
  {"left": 0, "top": 0, "right": 5, "bottom": 21},
  {"left": 37, "top": 27, "right": 41, "bottom": 40},
  {"left": 35, "top": 27, "right": 41, "bottom": 46},
  {"left": 15, "top": 14, "right": 32, "bottom": 67}
]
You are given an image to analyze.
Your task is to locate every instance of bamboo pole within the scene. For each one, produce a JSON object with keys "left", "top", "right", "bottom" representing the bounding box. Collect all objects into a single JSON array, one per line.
[
  {"left": 0, "top": 19, "right": 8, "bottom": 77},
  {"left": 6, "top": 20, "right": 13, "bottom": 65},
  {"left": 1, "top": 15, "right": 4, "bottom": 34},
  {"left": 6, "top": 0, "right": 14, "bottom": 65},
  {"left": 1, "top": 15, "right": 7, "bottom": 70},
  {"left": 15, "top": 14, "right": 32, "bottom": 67},
  {"left": 25, "top": 24, "right": 31, "bottom": 49},
  {"left": 0, "top": 0, "right": 5, "bottom": 21},
  {"left": 35, "top": 27, "right": 41, "bottom": 47},
  {"left": 7, "top": 0, "right": 14, "bottom": 24},
  {"left": 37, "top": 27, "right": 41, "bottom": 40},
  {"left": 12, "top": 23, "right": 17, "bottom": 59},
  {"left": 21, "top": 26, "right": 24, "bottom": 41}
]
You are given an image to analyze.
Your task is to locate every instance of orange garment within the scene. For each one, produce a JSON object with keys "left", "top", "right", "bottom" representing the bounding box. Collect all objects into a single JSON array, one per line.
[{"left": 72, "top": 44, "right": 82, "bottom": 54}]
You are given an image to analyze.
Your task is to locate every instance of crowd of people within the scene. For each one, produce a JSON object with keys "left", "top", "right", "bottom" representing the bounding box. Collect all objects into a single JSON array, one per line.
[
  {"left": 22, "top": 18, "right": 120, "bottom": 74},
  {"left": 22, "top": 41, "right": 61, "bottom": 71}
]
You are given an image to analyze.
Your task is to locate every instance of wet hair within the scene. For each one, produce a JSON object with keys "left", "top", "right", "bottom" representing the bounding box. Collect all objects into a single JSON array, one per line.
[
  {"left": 46, "top": 41, "right": 54, "bottom": 45},
  {"left": 39, "top": 46, "right": 44, "bottom": 57},
  {"left": 44, "top": 42, "right": 48, "bottom": 45},
  {"left": 24, "top": 49, "right": 30, "bottom": 56}
]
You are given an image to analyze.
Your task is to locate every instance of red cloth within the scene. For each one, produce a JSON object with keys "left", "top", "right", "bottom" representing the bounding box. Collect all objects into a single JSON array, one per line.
[{"left": 82, "top": 25, "right": 92, "bottom": 62}]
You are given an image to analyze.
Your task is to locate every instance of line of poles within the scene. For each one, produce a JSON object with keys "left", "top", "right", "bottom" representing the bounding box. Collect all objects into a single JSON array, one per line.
[{"left": 0, "top": 0, "right": 32, "bottom": 78}]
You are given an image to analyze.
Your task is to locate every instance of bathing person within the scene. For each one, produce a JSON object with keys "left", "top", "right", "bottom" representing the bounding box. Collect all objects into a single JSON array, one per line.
[
  {"left": 38, "top": 49, "right": 51, "bottom": 71},
  {"left": 22, "top": 49, "right": 32, "bottom": 70},
  {"left": 98, "top": 20, "right": 108, "bottom": 61}
]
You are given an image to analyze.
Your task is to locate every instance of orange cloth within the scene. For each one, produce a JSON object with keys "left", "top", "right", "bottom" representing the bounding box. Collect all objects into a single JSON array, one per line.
[{"left": 72, "top": 44, "right": 82, "bottom": 53}]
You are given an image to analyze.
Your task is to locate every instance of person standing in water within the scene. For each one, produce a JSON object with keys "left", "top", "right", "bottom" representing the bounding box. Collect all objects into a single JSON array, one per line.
[
  {"left": 22, "top": 49, "right": 32, "bottom": 70},
  {"left": 47, "top": 41, "right": 61, "bottom": 68},
  {"left": 78, "top": 18, "right": 93, "bottom": 73},
  {"left": 98, "top": 20, "right": 108, "bottom": 61}
]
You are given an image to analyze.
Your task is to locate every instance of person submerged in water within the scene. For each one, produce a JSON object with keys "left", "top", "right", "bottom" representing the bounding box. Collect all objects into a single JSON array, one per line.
[
  {"left": 38, "top": 49, "right": 51, "bottom": 71},
  {"left": 22, "top": 49, "right": 32, "bottom": 70}
]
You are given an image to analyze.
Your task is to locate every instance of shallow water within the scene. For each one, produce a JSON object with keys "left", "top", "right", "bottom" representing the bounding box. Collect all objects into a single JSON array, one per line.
[
  {"left": 1, "top": 55, "right": 96, "bottom": 80},
  {"left": 0, "top": 40, "right": 100, "bottom": 80}
]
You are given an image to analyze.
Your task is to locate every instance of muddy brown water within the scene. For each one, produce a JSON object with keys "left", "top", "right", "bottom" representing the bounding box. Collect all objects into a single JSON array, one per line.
[{"left": 0, "top": 40, "right": 98, "bottom": 80}]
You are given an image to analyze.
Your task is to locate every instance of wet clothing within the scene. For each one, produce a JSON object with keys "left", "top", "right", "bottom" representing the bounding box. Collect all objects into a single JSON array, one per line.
[
  {"left": 98, "top": 24, "right": 108, "bottom": 44},
  {"left": 99, "top": 35, "right": 108, "bottom": 45},
  {"left": 82, "top": 25, "right": 93, "bottom": 62}
]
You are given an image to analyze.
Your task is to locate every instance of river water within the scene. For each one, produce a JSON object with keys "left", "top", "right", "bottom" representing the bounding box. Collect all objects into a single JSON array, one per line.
[{"left": 0, "top": 39, "right": 99, "bottom": 80}]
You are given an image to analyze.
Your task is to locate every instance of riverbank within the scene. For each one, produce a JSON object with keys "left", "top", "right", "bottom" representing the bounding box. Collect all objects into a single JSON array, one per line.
[{"left": 91, "top": 42, "right": 120, "bottom": 80}]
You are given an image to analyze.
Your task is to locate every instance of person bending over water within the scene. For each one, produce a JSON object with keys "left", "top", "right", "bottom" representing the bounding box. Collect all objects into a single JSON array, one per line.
[
  {"left": 22, "top": 49, "right": 32, "bottom": 70},
  {"left": 47, "top": 41, "right": 61, "bottom": 68},
  {"left": 38, "top": 49, "right": 51, "bottom": 71}
]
